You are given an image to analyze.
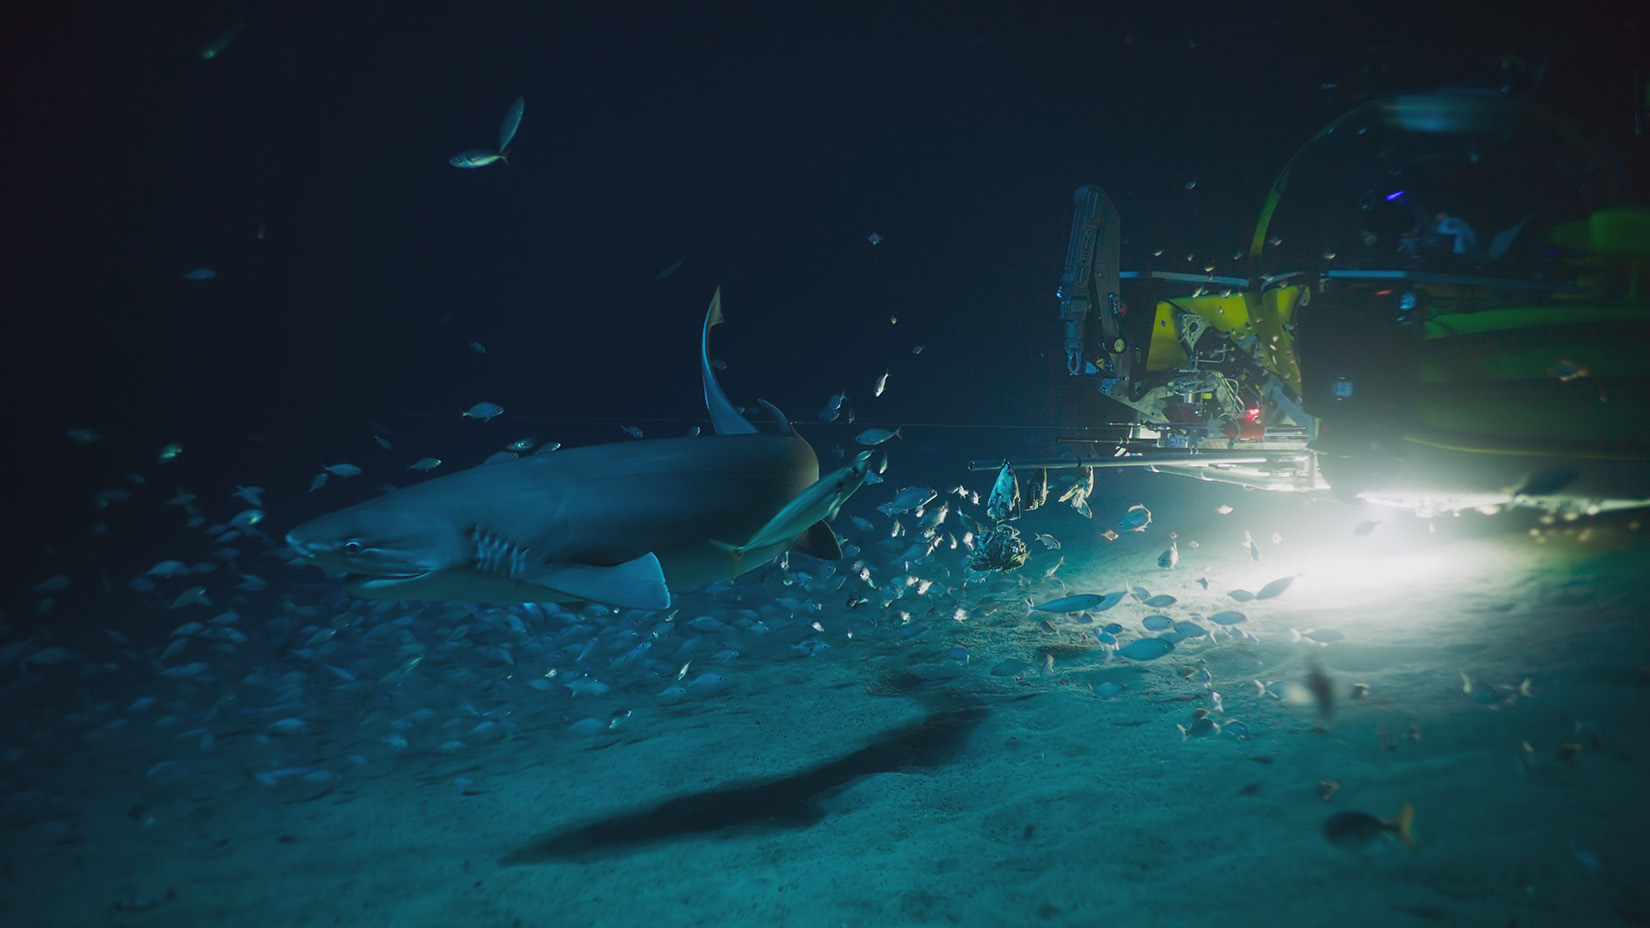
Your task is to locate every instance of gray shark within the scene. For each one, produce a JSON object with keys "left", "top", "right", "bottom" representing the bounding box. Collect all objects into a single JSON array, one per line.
[{"left": 284, "top": 290, "right": 843, "bottom": 609}]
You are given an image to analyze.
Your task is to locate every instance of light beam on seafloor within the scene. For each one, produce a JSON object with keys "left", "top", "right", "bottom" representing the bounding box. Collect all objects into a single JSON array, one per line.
[{"left": 1251, "top": 506, "right": 1513, "bottom": 616}]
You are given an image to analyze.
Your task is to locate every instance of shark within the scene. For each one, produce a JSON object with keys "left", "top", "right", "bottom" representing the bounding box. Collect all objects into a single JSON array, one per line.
[{"left": 284, "top": 289, "right": 846, "bottom": 609}]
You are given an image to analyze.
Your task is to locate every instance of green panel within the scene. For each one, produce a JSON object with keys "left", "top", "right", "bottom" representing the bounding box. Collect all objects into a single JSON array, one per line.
[
  {"left": 1418, "top": 320, "right": 1650, "bottom": 382},
  {"left": 1413, "top": 380, "right": 1650, "bottom": 442},
  {"left": 1424, "top": 305, "right": 1650, "bottom": 339}
]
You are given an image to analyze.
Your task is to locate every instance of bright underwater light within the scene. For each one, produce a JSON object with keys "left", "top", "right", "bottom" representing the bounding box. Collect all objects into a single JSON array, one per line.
[{"left": 1206, "top": 503, "right": 1522, "bottom": 629}]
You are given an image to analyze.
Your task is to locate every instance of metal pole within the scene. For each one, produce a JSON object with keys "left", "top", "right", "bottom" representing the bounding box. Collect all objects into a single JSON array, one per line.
[{"left": 965, "top": 455, "right": 1281, "bottom": 472}]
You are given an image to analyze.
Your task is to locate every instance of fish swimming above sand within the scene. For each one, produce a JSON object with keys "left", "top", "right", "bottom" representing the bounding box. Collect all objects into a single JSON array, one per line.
[
  {"left": 285, "top": 290, "right": 835, "bottom": 609},
  {"left": 1117, "top": 503, "right": 1151, "bottom": 532},
  {"left": 1158, "top": 540, "right": 1179, "bottom": 569},
  {"left": 877, "top": 486, "right": 936, "bottom": 516},
  {"left": 1322, "top": 803, "right": 1417, "bottom": 853}
]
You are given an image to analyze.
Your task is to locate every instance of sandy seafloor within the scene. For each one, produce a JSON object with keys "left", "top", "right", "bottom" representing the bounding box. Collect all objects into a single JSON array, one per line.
[{"left": 2, "top": 466, "right": 1648, "bottom": 928}]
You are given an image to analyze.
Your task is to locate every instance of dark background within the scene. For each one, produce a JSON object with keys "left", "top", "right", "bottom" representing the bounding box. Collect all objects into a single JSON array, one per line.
[{"left": 0, "top": 0, "right": 1643, "bottom": 613}]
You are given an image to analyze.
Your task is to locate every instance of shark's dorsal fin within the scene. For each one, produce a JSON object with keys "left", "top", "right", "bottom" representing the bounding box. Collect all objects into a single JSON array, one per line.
[
  {"left": 701, "top": 288, "right": 757, "bottom": 436},
  {"left": 756, "top": 399, "right": 795, "bottom": 436}
]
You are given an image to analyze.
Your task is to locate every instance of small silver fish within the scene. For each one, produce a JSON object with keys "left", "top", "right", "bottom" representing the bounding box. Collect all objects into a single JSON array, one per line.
[
  {"left": 1158, "top": 540, "right": 1179, "bottom": 569},
  {"left": 66, "top": 428, "right": 105, "bottom": 443},
  {"left": 877, "top": 486, "right": 936, "bottom": 516},
  {"left": 621, "top": 425, "right": 645, "bottom": 439},
  {"left": 1115, "top": 637, "right": 1174, "bottom": 661},
  {"left": 1256, "top": 575, "right": 1296, "bottom": 599},
  {"left": 874, "top": 370, "right": 889, "bottom": 397},
  {"left": 169, "top": 586, "right": 212, "bottom": 609},
  {"left": 20, "top": 646, "right": 80, "bottom": 670},
  {"left": 450, "top": 149, "right": 506, "bottom": 169},
  {"left": 409, "top": 458, "right": 442, "bottom": 471},
  {"left": 1035, "top": 593, "right": 1102, "bottom": 612},
  {"left": 990, "top": 659, "right": 1030, "bottom": 677},
  {"left": 323, "top": 463, "right": 361, "bottom": 477},
  {"left": 820, "top": 391, "right": 847, "bottom": 422},
  {"left": 1178, "top": 709, "right": 1220, "bottom": 740},
  {"left": 228, "top": 508, "right": 264, "bottom": 528},
  {"left": 1117, "top": 503, "right": 1152, "bottom": 532},
  {"left": 462, "top": 402, "right": 504, "bottom": 421},
  {"left": 655, "top": 257, "right": 686, "bottom": 280},
  {"left": 180, "top": 268, "right": 217, "bottom": 281},
  {"left": 855, "top": 427, "right": 901, "bottom": 445},
  {"left": 507, "top": 437, "right": 537, "bottom": 452},
  {"left": 1550, "top": 360, "right": 1590, "bottom": 383}
]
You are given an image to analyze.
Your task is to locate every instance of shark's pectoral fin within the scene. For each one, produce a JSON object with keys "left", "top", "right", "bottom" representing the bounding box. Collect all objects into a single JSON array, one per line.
[
  {"left": 530, "top": 553, "right": 671, "bottom": 610},
  {"left": 791, "top": 520, "right": 842, "bottom": 561}
]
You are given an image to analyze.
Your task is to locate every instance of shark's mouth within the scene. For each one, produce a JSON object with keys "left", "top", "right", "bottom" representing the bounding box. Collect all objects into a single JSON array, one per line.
[{"left": 340, "top": 570, "right": 432, "bottom": 586}]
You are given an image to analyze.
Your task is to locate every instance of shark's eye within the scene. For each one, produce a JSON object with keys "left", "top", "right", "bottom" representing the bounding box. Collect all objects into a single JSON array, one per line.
[{"left": 342, "top": 540, "right": 365, "bottom": 556}]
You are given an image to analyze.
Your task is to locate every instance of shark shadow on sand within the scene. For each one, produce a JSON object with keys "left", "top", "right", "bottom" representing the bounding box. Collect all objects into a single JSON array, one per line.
[{"left": 501, "top": 703, "right": 988, "bottom": 862}]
